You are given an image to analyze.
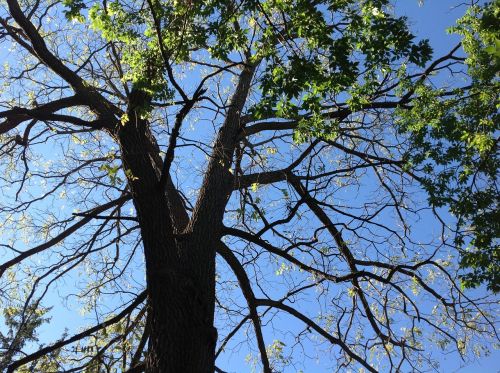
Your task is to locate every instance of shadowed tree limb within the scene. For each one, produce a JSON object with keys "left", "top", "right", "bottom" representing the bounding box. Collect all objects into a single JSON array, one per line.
[
  {"left": 255, "top": 298, "right": 377, "bottom": 373},
  {"left": 7, "top": 291, "right": 147, "bottom": 373},
  {"left": 6, "top": 0, "right": 121, "bottom": 117},
  {"left": 217, "top": 241, "right": 272, "bottom": 373},
  {"left": 0, "top": 194, "right": 131, "bottom": 279}
]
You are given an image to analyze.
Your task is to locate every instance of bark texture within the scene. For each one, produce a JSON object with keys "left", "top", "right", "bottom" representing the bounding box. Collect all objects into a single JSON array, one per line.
[
  {"left": 114, "top": 63, "right": 254, "bottom": 372},
  {"left": 111, "top": 61, "right": 255, "bottom": 372},
  {"left": 115, "top": 116, "right": 214, "bottom": 372}
]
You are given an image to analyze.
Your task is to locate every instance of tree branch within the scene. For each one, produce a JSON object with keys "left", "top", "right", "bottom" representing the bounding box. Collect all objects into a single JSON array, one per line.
[
  {"left": 255, "top": 298, "right": 377, "bottom": 373},
  {"left": 217, "top": 242, "right": 271, "bottom": 373},
  {"left": 0, "top": 96, "right": 86, "bottom": 134},
  {"left": 7, "top": 291, "right": 147, "bottom": 372},
  {"left": 0, "top": 195, "right": 131, "bottom": 279},
  {"left": 6, "top": 0, "right": 120, "bottom": 116}
]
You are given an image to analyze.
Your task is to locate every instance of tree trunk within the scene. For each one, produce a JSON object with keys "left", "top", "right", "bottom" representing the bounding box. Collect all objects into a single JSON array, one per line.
[
  {"left": 115, "top": 64, "right": 254, "bottom": 372},
  {"left": 115, "top": 115, "right": 216, "bottom": 372},
  {"left": 143, "top": 248, "right": 217, "bottom": 373}
]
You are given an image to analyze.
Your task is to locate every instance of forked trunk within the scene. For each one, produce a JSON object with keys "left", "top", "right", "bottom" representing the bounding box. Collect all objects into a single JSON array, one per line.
[
  {"left": 116, "top": 64, "right": 254, "bottom": 372},
  {"left": 116, "top": 116, "right": 216, "bottom": 372}
]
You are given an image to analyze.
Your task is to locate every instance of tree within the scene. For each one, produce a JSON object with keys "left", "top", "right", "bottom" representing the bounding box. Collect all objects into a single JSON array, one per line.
[{"left": 0, "top": 0, "right": 498, "bottom": 371}]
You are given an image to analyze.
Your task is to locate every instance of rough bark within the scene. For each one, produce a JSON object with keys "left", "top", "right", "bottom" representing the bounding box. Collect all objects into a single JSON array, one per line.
[
  {"left": 116, "top": 112, "right": 215, "bottom": 372},
  {"left": 114, "top": 62, "right": 255, "bottom": 372}
]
